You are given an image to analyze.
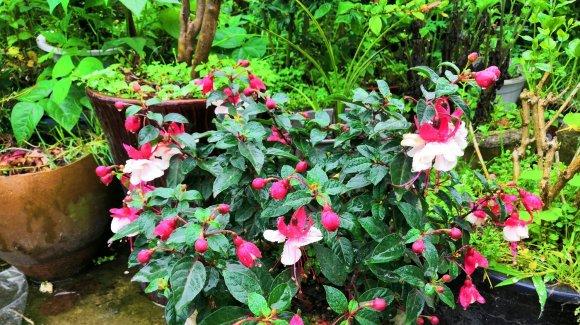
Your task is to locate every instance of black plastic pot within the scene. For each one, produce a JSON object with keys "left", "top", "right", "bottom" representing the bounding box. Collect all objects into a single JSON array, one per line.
[{"left": 438, "top": 270, "right": 580, "bottom": 324}]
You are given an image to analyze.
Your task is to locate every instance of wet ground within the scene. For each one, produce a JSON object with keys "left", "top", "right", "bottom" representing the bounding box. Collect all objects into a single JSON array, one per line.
[{"left": 21, "top": 254, "right": 164, "bottom": 325}]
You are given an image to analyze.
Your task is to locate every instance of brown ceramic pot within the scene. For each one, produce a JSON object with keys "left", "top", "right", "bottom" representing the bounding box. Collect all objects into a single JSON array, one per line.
[
  {"left": 86, "top": 89, "right": 214, "bottom": 164},
  {"left": 0, "top": 155, "right": 117, "bottom": 280}
]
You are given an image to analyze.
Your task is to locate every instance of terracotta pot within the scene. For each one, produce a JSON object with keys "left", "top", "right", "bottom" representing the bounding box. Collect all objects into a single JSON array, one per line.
[
  {"left": 0, "top": 155, "right": 118, "bottom": 280},
  {"left": 86, "top": 89, "right": 214, "bottom": 164}
]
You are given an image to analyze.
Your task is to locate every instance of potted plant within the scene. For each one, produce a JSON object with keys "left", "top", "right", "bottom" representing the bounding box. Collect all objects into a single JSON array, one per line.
[
  {"left": 96, "top": 58, "right": 509, "bottom": 324},
  {"left": 0, "top": 135, "right": 119, "bottom": 280},
  {"left": 84, "top": 0, "right": 224, "bottom": 164}
]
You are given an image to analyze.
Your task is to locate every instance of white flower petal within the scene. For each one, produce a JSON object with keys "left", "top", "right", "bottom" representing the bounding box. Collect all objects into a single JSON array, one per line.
[
  {"left": 263, "top": 230, "right": 286, "bottom": 243},
  {"left": 293, "top": 227, "right": 323, "bottom": 247},
  {"left": 280, "top": 242, "right": 302, "bottom": 265},
  {"left": 111, "top": 217, "right": 131, "bottom": 233}
]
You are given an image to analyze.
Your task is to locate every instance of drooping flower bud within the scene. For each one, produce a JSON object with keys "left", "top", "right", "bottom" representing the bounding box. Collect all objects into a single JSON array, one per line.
[
  {"left": 289, "top": 315, "right": 304, "bottom": 325},
  {"left": 217, "top": 204, "right": 230, "bottom": 214},
  {"left": 124, "top": 115, "right": 141, "bottom": 133},
  {"left": 518, "top": 189, "right": 543, "bottom": 211},
  {"left": 416, "top": 318, "right": 425, "bottom": 325},
  {"left": 467, "top": 52, "right": 479, "bottom": 62},
  {"left": 441, "top": 274, "right": 452, "bottom": 283},
  {"left": 370, "top": 298, "right": 387, "bottom": 311},
  {"left": 295, "top": 161, "right": 308, "bottom": 173},
  {"left": 234, "top": 237, "right": 262, "bottom": 268},
  {"left": 237, "top": 59, "right": 250, "bottom": 67},
  {"left": 449, "top": 227, "right": 463, "bottom": 240},
  {"left": 248, "top": 74, "right": 266, "bottom": 91},
  {"left": 251, "top": 178, "right": 268, "bottom": 190},
  {"left": 321, "top": 205, "right": 340, "bottom": 232},
  {"left": 137, "top": 249, "right": 154, "bottom": 265},
  {"left": 95, "top": 166, "right": 112, "bottom": 178},
  {"left": 114, "top": 101, "right": 127, "bottom": 110},
  {"left": 99, "top": 173, "right": 114, "bottom": 186},
  {"left": 243, "top": 87, "right": 254, "bottom": 96},
  {"left": 194, "top": 74, "right": 214, "bottom": 95},
  {"left": 132, "top": 82, "right": 141, "bottom": 92},
  {"left": 436, "top": 286, "right": 445, "bottom": 293},
  {"left": 154, "top": 218, "right": 178, "bottom": 241},
  {"left": 270, "top": 179, "right": 290, "bottom": 201},
  {"left": 265, "top": 98, "right": 277, "bottom": 110},
  {"left": 475, "top": 66, "right": 501, "bottom": 89},
  {"left": 412, "top": 239, "right": 425, "bottom": 254},
  {"left": 195, "top": 237, "right": 208, "bottom": 254},
  {"left": 429, "top": 316, "right": 440, "bottom": 325}
]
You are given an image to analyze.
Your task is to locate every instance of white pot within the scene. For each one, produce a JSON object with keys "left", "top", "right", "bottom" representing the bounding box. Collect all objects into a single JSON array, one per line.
[
  {"left": 496, "top": 76, "right": 525, "bottom": 103},
  {"left": 36, "top": 35, "right": 120, "bottom": 61}
]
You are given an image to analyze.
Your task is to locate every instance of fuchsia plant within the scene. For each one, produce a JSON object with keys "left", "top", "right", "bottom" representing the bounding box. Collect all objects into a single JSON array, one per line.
[{"left": 95, "top": 57, "right": 514, "bottom": 324}]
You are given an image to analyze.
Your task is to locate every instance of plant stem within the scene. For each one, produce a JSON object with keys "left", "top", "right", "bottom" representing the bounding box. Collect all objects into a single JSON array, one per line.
[{"left": 467, "top": 122, "right": 490, "bottom": 180}]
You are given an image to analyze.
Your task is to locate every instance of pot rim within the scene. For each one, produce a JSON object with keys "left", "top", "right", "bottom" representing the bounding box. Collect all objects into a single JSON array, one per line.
[
  {"left": 86, "top": 88, "right": 206, "bottom": 105},
  {"left": 0, "top": 154, "right": 95, "bottom": 180},
  {"left": 502, "top": 75, "right": 525, "bottom": 85},
  {"left": 488, "top": 270, "right": 580, "bottom": 303}
]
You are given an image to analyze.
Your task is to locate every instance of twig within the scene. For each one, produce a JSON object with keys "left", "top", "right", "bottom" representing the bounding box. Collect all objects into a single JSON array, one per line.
[
  {"left": 544, "top": 82, "right": 580, "bottom": 131},
  {"left": 467, "top": 122, "right": 490, "bottom": 180},
  {"left": 547, "top": 154, "right": 580, "bottom": 206},
  {"left": 513, "top": 91, "right": 531, "bottom": 182}
]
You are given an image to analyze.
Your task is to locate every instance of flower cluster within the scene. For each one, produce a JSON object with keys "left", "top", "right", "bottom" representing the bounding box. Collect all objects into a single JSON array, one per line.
[{"left": 93, "top": 58, "right": 502, "bottom": 324}]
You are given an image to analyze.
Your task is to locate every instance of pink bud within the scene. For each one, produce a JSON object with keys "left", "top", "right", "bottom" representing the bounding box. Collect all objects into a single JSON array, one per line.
[
  {"left": 154, "top": 218, "right": 177, "bottom": 241},
  {"left": 235, "top": 238, "right": 262, "bottom": 268},
  {"left": 237, "top": 59, "right": 250, "bottom": 67},
  {"left": 450, "top": 227, "right": 463, "bottom": 240},
  {"left": 289, "top": 314, "right": 304, "bottom": 325},
  {"left": 266, "top": 98, "right": 277, "bottom": 110},
  {"left": 251, "top": 178, "right": 268, "bottom": 190},
  {"left": 132, "top": 82, "right": 141, "bottom": 92},
  {"left": 487, "top": 65, "right": 501, "bottom": 78},
  {"left": 416, "top": 318, "right": 425, "bottom": 325},
  {"left": 441, "top": 274, "right": 451, "bottom": 283},
  {"left": 217, "top": 204, "right": 230, "bottom": 214},
  {"left": 436, "top": 286, "right": 445, "bottom": 293},
  {"left": 124, "top": 115, "right": 141, "bottom": 133},
  {"left": 137, "top": 249, "right": 154, "bottom": 265},
  {"left": 114, "top": 101, "right": 127, "bottom": 110},
  {"left": 467, "top": 52, "right": 479, "bottom": 62},
  {"left": 100, "top": 173, "right": 114, "bottom": 186},
  {"left": 370, "top": 297, "right": 387, "bottom": 311},
  {"left": 195, "top": 237, "right": 208, "bottom": 253},
  {"left": 412, "top": 239, "right": 425, "bottom": 254},
  {"left": 429, "top": 316, "right": 439, "bottom": 325},
  {"left": 243, "top": 87, "right": 254, "bottom": 96},
  {"left": 295, "top": 161, "right": 308, "bottom": 173},
  {"left": 321, "top": 205, "right": 340, "bottom": 232},
  {"left": 519, "top": 189, "right": 543, "bottom": 211},
  {"left": 269, "top": 179, "right": 290, "bottom": 201},
  {"left": 474, "top": 69, "right": 498, "bottom": 89},
  {"left": 248, "top": 74, "right": 266, "bottom": 91},
  {"left": 95, "top": 166, "right": 112, "bottom": 178}
]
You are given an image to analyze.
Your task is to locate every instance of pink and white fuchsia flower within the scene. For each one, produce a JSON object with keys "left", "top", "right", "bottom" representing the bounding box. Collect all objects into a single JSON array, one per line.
[
  {"left": 401, "top": 98, "right": 467, "bottom": 172},
  {"left": 109, "top": 206, "right": 140, "bottom": 233},
  {"left": 122, "top": 142, "right": 181, "bottom": 185},
  {"left": 502, "top": 214, "right": 529, "bottom": 242},
  {"left": 263, "top": 206, "right": 323, "bottom": 265}
]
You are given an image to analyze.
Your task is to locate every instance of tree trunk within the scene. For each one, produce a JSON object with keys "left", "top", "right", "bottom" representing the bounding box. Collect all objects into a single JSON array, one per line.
[{"left": 191, "top": 0, "right": 221, "bottom": 78}]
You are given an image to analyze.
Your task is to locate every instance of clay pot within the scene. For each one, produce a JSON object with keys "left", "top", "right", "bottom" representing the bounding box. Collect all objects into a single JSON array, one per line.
[
  {"left": 86, "top": 89, "right": 214, "bottom": 164},
  {"left": 0, "top": 155, "right": 118, "bottom": 280}
]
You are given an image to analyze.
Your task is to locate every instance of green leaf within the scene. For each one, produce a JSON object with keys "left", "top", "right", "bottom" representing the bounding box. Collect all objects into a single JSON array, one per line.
[
  {"left": 163, "top": 113, "right": 189, "bottom": 124},
  {"left": 390, "top": 153, "right": 413, "bottom": 186},
  {"left": 332, "top": 237, "right": 354, "bottom": 268},
  {"left": 120, "top": 0, "right": 147, "bottom": 16},
  {"left": 397, "top": 202, "right": 423, "bottom": 229},
  {"left": 222, "top": 264, "right": 263, "bottom": 304},
  {"left": 159, "top": 7, "right": 180, "bottom": 38},
  {"left": 376, "top": 80, "right": 391, "bottom": 98},
  {"left": 50, "top": 77, "right": 71, "bottom": 104},
  {"left": 359, "top": 217, "right": 388, "bottom": 241},
  {"left": 268, "top": 283, "right": 297, "bottom": 311},
  {"left": 411, "top": 66, "right": 439, "bottom": 82},
  {"left": 394, "top": 265, "right": 424, "bottom": 287},
  {"left": 434, "top": 77, "right": 459, "bottom": 97},
  {"left": 373, "top": 119, "right": 411, "bottom": 133},
  {"left": 369, "top": 165, "right": 388, "bottom": 185},
  {"left": 138, "top": 125, "right": 160, "bottom": 145},
  {"left": 10, "top": 102, "right": 44, "bottom": 143},
  {"left": 563, "top": 112, "right": 580, "bottom": 129},
  {"left": 314, "top": 3, "right": 332, "bottom": 19},
  {"left": 315, "top": 245, "right": 348, "bottom": 286},
  {"left": 324, "top": 285, "right": 348, "bottom": 314},
  {"left": 260, "top": 199, "right": 292, "bottom": 219},
  {"left": 310, "top": 128, "right": 328, "bottom": 145},
  {"left": 213, "top": 167, "right": 243, "bottom": 197},
  {"left": 248, "top": 292, "right": 271, "bottom": 317},
  {"left": 74, "top": 57, "right": 103, "bottom": 76},
  {"left": 198, "top": 306, "right": 247, "bottom": 325},
  {"left": 45, "top": 98, "right": 81, "bottom": 132},
  {"left": 369, "top": 16, "right": 382, "bottom": 35},
  {"left": 238, "top": 142, "right": 265, "bottom": 174},
  {"left": 405, "top": 290, "right": 425, "bottom": 323},
  {"left": 532, "top": 276, "right": 547, "bottom": 315},
  {"left": 175, "top": 261, "right": 207, "bottom": 311},
  {"left": 52, "top": 55, "right": 75, "bottom": 79},
  {"left": 436, "top": 284, "right": 455, "bottom": 308},
  {"left": 369, "top": 234, "right": 404, "bottom": 264},
  {"left": 283, "top": 190, "right": 313, "bottom": 209},
  {"left": 416, "top": 99, "right": 435, "bottom": 123}
]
